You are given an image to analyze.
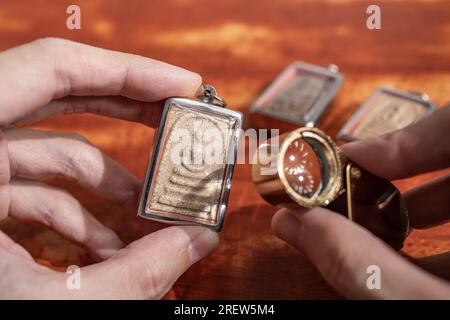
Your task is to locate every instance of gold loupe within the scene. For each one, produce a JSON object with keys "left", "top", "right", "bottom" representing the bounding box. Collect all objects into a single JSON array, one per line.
[{"left": 252, "top": 127, "right": 409, "bottom": 249}]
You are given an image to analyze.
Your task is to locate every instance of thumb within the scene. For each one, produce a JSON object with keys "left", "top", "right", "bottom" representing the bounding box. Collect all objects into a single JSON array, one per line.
[
  {"left": 67, "top": 226, "right": 219, "bottom": 299},
  {"left": 272, "top": 208, "right": 450, "bottom": 299}
]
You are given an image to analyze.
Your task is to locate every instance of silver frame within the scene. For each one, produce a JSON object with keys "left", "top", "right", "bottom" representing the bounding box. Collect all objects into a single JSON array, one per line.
[
  {"left": 137, "top": 97, "right": 243, "bottom": 231},
  {"left": 337, "top": 86, "right": 437, "bottom": 142},
  {"left": 250, "top": 61, "right": 344, "bottom": 127}
]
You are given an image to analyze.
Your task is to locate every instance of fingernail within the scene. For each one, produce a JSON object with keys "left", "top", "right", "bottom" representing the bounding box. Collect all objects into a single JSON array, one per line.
[
  {"left": 188, "top": 228, "right": 219, "bottom": 264},
  {"left": 272, "top": 210, "right": 303, "bottom": 249},
  {"left": 168, "top": 66, "right": 202, "bottom": 97},
  {"left": 185, "top": 72, "right": 202, "bottom": 96}
]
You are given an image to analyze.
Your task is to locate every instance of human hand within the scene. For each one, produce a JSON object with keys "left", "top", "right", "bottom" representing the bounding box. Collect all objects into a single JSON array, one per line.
[
  {"left": 0, "top": 38, "right": 219, "bottom": 299},
  {"left": 272, "top": 105, "right": 450, "bottom": 299}
]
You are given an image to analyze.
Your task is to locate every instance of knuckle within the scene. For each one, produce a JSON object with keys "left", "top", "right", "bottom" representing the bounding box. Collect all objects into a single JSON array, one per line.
[
  {"left": 139, "top": 262, "right": 171, "bottom": 299},
  {"left": 322, "top": 244, "right": 354, "bottom": 290},
  {"left": 305, "top": 212, "right": 358, "bottom": 289},
  {"left": 57, "top": 149, "right": 80, "bottom": 180},
  {"left": 394, "top": 131, "right": 418, "bottom": 177},
  {"left": 40, "top": 188, "right": 76, "bottom": 227},
  {"left": 31, "top": 37, "right": 68, "bottom": 50},
  {"left": 56, "top": 132, "right": 96, "bottom": 180},
  {"left": 29, "top": 38, "right": 79, "bottom": 97}
]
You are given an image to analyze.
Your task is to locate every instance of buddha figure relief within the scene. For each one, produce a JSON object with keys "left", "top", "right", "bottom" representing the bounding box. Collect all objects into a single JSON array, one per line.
[{"left": 146, "top": 104, "right": 232, "bottom": 224}]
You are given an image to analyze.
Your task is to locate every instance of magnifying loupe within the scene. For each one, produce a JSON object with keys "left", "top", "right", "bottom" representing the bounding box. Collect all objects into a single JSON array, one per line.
[{"left": 252, "top": 127, "right": 409, "bottom": 249}]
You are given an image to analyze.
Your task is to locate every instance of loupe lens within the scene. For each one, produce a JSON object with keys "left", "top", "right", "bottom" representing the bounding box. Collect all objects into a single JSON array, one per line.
[
  {"left": 283, "top": 137, "right": 326, "bottom": 199},
  {"left": 252, "top": 127, "right": 342, "bottom": 209}
]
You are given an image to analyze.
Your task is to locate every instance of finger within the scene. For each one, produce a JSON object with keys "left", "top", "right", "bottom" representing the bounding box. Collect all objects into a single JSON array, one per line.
[
  {"left": 272, "top": 208, "right": 450, "bottom": 299},
  {"left": 29, "top": 226, "right": 219, "bottom": 299},
  {"left": 0, "top": 131, "right": 10, "bottom": 220},
  {"left": 0, "top": 37, "right": 202, "bottom": 126},
  {"left": 5, "top": 128, "right": 140, "bottom": 207},
  {"left": 404, "top": 174, "right": 450, "bottom": 228},
  {"left": 14, "top": 96, "right": 164, "bottom": 127},
  {"left": 81, "top": 226, "right": 218, "bottom": 299},
  {"left": 342, "top": 105, "right": 450, "bottom": 180},
  {"left": 9, "top": 179, "right": 123, "bottom": 261}
]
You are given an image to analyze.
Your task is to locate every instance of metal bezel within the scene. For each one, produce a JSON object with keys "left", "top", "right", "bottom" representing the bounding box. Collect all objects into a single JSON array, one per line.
[
  {"left": 137, "top": 97, "right": 243, "bottom": 231},
  {"left": 337, "top": 86, "right": 437, "bottom": 142},
  {"left": 250, "top": 61, "right": 344, "bottom": 127}
]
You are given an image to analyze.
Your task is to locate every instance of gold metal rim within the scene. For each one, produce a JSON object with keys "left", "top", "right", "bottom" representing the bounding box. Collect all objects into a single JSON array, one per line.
[{"left": 277, "top": 127, "right": 344, "bottom": 208}]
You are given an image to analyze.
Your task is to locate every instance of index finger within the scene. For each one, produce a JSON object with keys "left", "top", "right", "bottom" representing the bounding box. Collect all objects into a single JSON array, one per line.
[
  {"left": 0, "top": 38, "right": 202, "bottom": 127},
  {"left": 342, "top": 105, "right": 450, "bottom": 180}
]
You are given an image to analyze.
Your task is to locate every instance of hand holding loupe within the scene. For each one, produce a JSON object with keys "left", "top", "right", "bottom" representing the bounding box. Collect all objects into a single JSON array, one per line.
[{"left": 252, "top": 127, "right": 410, "bottom": 250}]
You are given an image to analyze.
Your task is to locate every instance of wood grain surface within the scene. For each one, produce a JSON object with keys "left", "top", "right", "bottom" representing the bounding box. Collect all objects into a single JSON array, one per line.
[{"left": 0, "top": 0, "right": 449, "bottom": 299}]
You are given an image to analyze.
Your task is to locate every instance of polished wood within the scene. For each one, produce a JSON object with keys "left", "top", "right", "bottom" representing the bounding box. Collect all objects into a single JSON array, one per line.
[{"left": 0, "top": 0, "right": 449, "bottom": 299}]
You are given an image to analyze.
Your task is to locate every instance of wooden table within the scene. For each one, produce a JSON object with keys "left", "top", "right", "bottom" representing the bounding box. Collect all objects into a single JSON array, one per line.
[{"left": 0, "top": 0, "right": 449, "bottom": 299}]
